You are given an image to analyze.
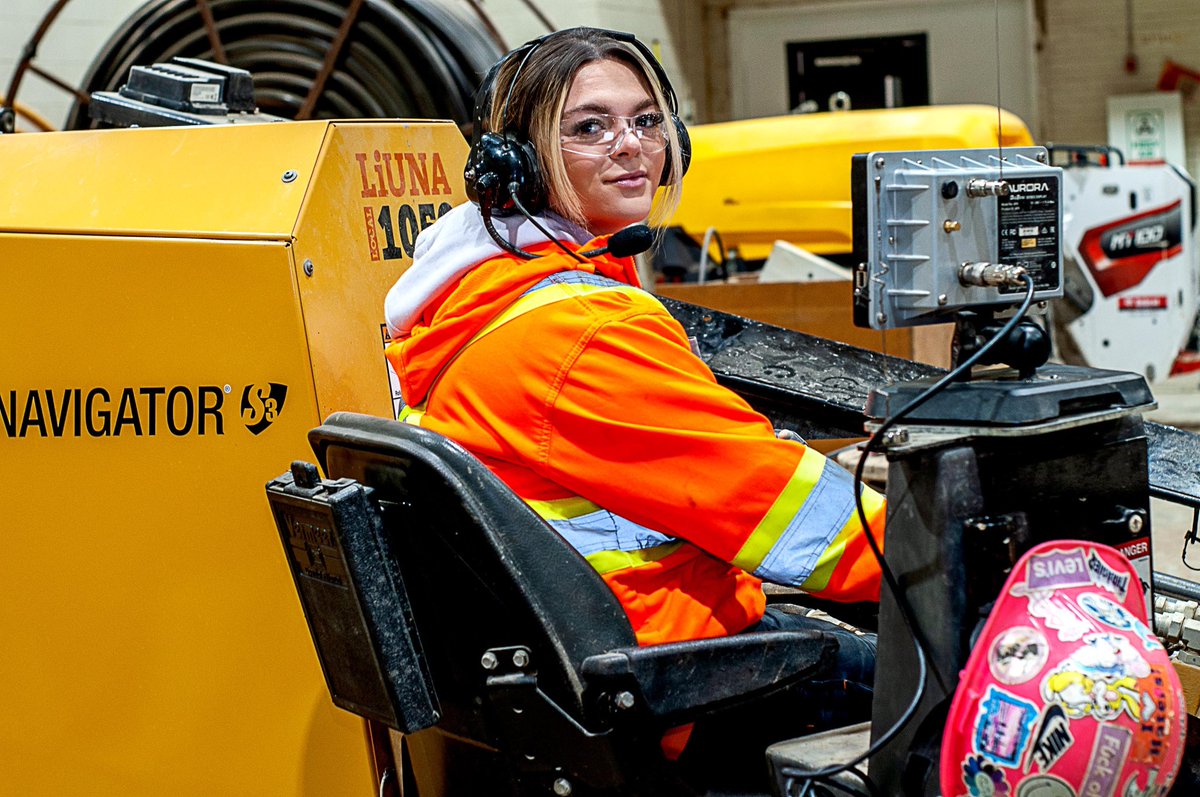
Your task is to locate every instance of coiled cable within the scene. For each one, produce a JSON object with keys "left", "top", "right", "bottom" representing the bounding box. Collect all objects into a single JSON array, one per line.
[{"left": 63, "top": 0, "right": 501, "bottom": 129}]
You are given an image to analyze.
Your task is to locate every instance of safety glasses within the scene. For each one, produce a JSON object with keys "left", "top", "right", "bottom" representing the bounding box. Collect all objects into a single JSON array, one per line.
[{"left": 559, "top": 111, "right": 668, "bottom": 156}]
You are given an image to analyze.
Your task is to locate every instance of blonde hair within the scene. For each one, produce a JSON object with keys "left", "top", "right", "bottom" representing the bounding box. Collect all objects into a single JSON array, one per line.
[{"left": 484, "top": 29, "right": 683, "bottom": 231}]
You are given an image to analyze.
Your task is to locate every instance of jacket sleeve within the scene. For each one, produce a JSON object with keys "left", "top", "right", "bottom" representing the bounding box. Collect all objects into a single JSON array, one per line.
[{"left": 532, "top": 303, "right": 885, "bottom": 603}]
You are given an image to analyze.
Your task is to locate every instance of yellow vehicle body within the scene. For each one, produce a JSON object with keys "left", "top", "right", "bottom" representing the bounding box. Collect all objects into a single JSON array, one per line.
[
  {"left": 670, "top": 105, "right": 1034, "bottom": 261},
  {"left": 0, "top": 120, "right": 467, "bottom": 794}
]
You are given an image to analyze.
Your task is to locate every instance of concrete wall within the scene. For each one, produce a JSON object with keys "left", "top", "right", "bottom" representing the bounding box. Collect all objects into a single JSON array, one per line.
[
  {"left": 1, "top": 0, "right": 147, "bottom": 130},
  {"left": 1039, "top": 0, "right": 1200, "bottom": 178},
  {"left": 723, "top": 0, "right": 1037, "bottom": 129}
]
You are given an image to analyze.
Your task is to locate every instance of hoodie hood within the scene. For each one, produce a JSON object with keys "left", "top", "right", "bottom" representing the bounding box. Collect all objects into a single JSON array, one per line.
[{"left": 384, "top": 202, "right": 592, "bottom": 338}]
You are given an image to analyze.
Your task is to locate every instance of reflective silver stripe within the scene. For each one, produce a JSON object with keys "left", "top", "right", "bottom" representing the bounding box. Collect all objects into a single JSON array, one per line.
[
  {"left": 543, "top": 508, "right": 679, "bottom": 558},
  {"left": 751, "top": 458, "right": 858, "bottom": 586}
]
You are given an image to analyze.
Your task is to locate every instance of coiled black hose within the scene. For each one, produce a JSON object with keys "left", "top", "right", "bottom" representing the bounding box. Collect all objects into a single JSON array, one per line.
[{"left": 64, "top": 0, "right": 501, "bottom": 129}]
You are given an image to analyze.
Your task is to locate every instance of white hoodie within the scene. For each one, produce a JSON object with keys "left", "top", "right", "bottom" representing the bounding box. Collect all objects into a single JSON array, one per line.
[{"left": 383, "top": 202, "right": 592, "bottom": 339}]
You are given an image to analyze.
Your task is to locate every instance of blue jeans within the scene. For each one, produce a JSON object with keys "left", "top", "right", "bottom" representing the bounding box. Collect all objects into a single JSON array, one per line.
[{"left": 676, "top": 605, "right": 876, "bottom": 789}]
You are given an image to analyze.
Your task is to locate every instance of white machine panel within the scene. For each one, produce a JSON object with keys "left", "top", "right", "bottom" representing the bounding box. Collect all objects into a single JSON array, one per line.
[{"left": 1057, "top": 160, "right": 1197, "bottom": 383}]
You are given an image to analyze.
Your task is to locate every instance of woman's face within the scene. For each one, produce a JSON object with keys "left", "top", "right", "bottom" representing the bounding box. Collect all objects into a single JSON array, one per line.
[{"left": 559, "top": 58, "right": 667, "bottom": 235}]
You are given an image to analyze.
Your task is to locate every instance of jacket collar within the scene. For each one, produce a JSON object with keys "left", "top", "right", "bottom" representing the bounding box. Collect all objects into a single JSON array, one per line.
[{"left": 385, "top": 202, "right": 593, "bottom": 338}]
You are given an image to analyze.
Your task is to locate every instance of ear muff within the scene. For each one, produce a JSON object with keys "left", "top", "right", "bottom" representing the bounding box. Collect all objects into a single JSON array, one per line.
[
  {"left": 463, "top": 131, "right": 546, "bottom": 216},
  {"left": 661, "top": 112, "right": 691, "bottom": 186},
  {"left": 463, "top": 35, "right": 548, "bottom": 216}
]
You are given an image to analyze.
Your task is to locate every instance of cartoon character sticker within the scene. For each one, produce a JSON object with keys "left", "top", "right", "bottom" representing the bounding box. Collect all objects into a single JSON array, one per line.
[
  {"left": 1067, "top": 633, "right": 1151, "bottom": 681},
  {"left": 990, "top": 626, "right": 1051, "bottom": 685},
  {"left": 976, "top": 686, "right": 1039, "bottom": 767},
  {"left": 1040, "top": 634, "right": 1154, "bottom": 723}
]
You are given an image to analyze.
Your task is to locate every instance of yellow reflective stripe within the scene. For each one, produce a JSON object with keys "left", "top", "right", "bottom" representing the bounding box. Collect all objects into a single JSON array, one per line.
[
  {"left": 799, "top": 485, "right": 886, "bottom": 594},
  {"left": 397, "top": 403, "right": 425, "bottom": 425},
  {"left": 731, "top": 450, "right": 826, "bottom": 572},
  {"left": 585, "top": 542, "right": 684, "bottom": 575},
  {"left": 475, "top": 280, "right": 642, "bottom": 343},
  {"left": 524, "top": 495, "right": 603, "bottom": 521}
]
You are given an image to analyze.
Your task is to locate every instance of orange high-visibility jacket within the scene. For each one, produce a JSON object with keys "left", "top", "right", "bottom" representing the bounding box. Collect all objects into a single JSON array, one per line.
[{"left": 384, "top": 204, "right": 885, "bottom": 646}]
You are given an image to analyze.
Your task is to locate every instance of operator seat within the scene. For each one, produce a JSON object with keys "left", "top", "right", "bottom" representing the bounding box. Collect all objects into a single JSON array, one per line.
[{"left": 267, "top": 412, "right": 840, "bottom": 797}]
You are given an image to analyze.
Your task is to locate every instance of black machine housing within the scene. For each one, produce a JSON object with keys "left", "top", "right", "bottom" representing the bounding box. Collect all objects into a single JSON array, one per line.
[
  {"left": 266, "top": 296, "right": 1200, "bottom": 796},
  {"left": 866, "top": 385, "right": 1157, "bottom": 795},
  {"left": 89, "top": 57, "right": 283, "bottom": 127}
]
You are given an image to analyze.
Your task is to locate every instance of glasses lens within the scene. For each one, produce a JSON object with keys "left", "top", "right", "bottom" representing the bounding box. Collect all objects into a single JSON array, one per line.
[
  {"left": 561, "top": 112, "right": 667, "bottom": 154},
  {"left": 632, "top": 113, "right": 667, "bottom": 152},
  {"left": 562, "top": 115, "right": 613, "bottom": 147}
]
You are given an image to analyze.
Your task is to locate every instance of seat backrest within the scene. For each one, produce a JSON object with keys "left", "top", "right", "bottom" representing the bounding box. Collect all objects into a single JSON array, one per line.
[{"left": 308, "top": 412, "right": 637, "bottom": 735}]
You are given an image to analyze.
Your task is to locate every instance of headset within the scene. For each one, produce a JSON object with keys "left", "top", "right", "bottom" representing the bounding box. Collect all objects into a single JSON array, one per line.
[{"left": 462, "top": 27, "right": 691, "bottom": 260}]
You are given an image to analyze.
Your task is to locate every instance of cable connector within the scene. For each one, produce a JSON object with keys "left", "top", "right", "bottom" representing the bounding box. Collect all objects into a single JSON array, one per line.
[
  {"left": 966, "top": 178, "right": 1010, "bottom": 197},
  {"left": 959, "top": 262, "right": 1028, "bottom": 287}
]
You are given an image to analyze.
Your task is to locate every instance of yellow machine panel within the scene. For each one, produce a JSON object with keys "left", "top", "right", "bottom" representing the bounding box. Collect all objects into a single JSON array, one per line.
[
  {"left": 0, "top": 120, "right": 468, "bottom": 794},
  {"left": 0, "top": 122, "right": 326, "bottom": 240},
  {"left": 670, "top": 105, "right": 1034, "bottom": 261},
  {"left": 294, "top": 122, "right": 462, "bottom": 419}
]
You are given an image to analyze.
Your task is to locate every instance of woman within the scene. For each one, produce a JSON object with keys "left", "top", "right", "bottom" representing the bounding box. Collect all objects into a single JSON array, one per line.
[{"left": 383, "top": 26, "right": 884, "bottom": 776}]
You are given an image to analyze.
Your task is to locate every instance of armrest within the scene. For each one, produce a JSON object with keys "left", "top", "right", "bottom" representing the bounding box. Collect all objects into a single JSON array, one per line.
[{"left": 581, "top": 630, "right": 836, "bottom": 727}]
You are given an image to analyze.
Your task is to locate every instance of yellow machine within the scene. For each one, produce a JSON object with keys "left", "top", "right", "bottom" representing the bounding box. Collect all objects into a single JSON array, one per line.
[
  {"left": 670, "top": 105, "right": 1034, "bottom": 261},
  {"left": 0, "top": 120, "right": 467, "bottom": 794},
  {"left": 0, "top": 105, "right": 1030, "bottom": 794}
]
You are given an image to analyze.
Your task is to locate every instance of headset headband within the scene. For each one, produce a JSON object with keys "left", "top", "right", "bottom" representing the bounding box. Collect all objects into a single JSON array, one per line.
[{"left": 471, "top": 27, "right": 678, "bottom": 148}]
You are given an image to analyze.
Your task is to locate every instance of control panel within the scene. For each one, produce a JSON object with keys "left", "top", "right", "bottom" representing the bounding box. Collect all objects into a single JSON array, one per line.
[{"left": 852, "top": 147, "right": 1064, "bottom": 329}]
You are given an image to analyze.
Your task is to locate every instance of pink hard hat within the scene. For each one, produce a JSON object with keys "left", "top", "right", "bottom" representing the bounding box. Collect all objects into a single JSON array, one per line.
[{"left": 941, "top": 540, "right": 1186, "bottom": 797}]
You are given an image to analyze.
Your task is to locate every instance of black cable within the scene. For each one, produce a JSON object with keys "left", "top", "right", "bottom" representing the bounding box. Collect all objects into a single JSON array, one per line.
[
  {"left": 480, "top": 201, "right": 539, "bottom": 260},
  {"left": 783, "top": 273, "right": 1038, "bottom": 795},
  {"left": 1182, "top": 507, "right": 1200, "bottom": 572},
  {"left": 509, "top": 190, "right": 587, "bottom": 263},
  {"left": 844, "top": 764, "right": 880, "bottom": 797},
  {"left": 478, "top": 188, "right": 588, "bottom": 264}
]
